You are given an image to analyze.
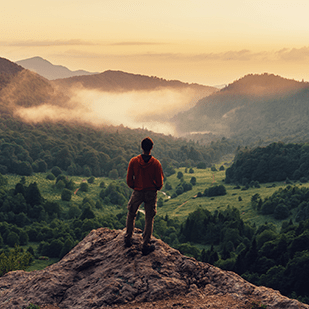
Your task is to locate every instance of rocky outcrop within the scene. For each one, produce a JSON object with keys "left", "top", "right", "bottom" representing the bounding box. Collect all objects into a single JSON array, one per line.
[{"left": 0, "top": 228, "right": 308, "bottom": 309}]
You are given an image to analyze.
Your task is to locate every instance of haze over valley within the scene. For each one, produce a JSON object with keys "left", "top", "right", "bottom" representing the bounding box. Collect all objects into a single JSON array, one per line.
[{"left": 3, "top": 56, "right": 309, "bottom": 146}]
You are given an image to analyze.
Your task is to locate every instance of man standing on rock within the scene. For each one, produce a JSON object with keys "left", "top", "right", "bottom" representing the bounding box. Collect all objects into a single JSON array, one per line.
[{"left": 125, "top": 137, "right": 164, "bottom": 255}]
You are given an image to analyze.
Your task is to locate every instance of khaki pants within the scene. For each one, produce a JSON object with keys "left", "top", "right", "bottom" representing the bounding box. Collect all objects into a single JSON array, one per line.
[{"left": 125, "top": 190, "right": 157, "bottom": 246}]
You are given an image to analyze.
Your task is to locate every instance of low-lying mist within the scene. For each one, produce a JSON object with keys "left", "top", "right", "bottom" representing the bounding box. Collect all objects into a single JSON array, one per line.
[{"left": 14, "top": 87, "right": 201, "bottom": 136}]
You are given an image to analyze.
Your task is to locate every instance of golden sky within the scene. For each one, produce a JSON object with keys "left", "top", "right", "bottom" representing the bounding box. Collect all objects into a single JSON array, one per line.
[{"left": 2, "top": 0, "right": 309, "bottom": 85}]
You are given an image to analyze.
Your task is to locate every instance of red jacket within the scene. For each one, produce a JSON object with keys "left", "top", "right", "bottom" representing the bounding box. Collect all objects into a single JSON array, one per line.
[{"left": 126, "top": 154, "right": 164, "bottom": 191}]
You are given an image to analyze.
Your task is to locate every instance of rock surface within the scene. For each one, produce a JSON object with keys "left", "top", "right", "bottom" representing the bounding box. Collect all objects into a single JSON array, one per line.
[{"left": 0, "top": 228, "right": 308, "bottom": 309}]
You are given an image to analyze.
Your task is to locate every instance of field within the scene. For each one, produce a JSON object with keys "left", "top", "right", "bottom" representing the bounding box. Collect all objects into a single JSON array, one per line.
[
  {"left": 6, "top": 166, "right": 309, "bottom": 231},
  {"left": 157, "top": 165, "right": 309, "bottom": 230}
]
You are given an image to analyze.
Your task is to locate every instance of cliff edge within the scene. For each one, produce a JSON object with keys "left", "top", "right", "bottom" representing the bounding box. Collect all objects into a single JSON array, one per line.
[{"left": 0, "top": 228, "right": 308, "bottom": 309}]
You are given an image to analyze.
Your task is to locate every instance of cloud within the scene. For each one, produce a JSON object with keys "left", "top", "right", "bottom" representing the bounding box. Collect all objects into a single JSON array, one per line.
[
  {"left": 109, "top": 41, "right": 165, "bottom": 46},
  {"left": 276, "top": 46, "right": 309, "bottom": 61},
  {"left": 13, "top": 88, "right": 201, "bottom": 136},
  {"left": 0, "top": 39, "right": 96, "bottom": 47}
]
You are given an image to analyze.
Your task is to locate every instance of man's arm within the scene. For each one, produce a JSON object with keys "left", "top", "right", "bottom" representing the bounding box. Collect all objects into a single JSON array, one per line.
[
  {"left": 126, "top": 159, "right": 135, "bottom": 189},
  {"left": 154, "top": 161, "right": 164, "bottom": 190}
]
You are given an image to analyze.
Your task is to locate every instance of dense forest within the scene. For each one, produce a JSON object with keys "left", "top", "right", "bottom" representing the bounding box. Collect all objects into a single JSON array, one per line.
[
  {"left": 225, "top": 142, "right": 309, "bottom": 184},
  {"left": 176, "top": 200, "right": 309, "bottom": 304},
  {"left": 0, "top": 115, "right": 238, "bottom": 178}
]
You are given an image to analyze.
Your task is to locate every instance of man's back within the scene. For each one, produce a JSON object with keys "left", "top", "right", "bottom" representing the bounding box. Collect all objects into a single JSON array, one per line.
[{"left": 126, "top": 154, "right": 163, "bottom": 191}]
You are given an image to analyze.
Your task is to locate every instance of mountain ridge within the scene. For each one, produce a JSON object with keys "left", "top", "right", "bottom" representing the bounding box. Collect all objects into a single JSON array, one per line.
[
  {"left": 16, "top": 56, "right": 98, "bottom": 80},
  {"left": 52, "top": 69, "right": 217, "bottom": 95},
  {"left": 0, "top": 228, "right": 307, "bottom": 309},
  {"left": 172, "top": 73, "right": 309, "bottom": 142}
]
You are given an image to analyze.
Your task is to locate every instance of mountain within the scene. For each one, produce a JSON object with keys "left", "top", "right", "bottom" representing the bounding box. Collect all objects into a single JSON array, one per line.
[
  {"left": 172, "top": 73, "right": 309, "bottom": 143},
  {"left": 53, "top": 69, "right": 217, "bottom": 95},
  {"left": 16, "top": 56, "right": 98, "bottom": 80},
  {"left": 1, "top": 228, "right": 307, "bottom": 309},
  {"left": 0, "top": 57, "right": 69, "bottom": 111}
]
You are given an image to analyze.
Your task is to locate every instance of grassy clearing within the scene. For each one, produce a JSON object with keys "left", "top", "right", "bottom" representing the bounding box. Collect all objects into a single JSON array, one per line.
[
  {"left": 6, "top": 166, "right": 309, "bottom": 230},
  {"left": 158, "top": 166, "right": 309, "bottom": 229},
  {"left": 6, "top": 173, "right": 125, "bottom": 217}
]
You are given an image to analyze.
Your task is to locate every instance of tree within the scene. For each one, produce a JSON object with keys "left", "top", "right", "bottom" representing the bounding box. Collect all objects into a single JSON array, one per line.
[
  {"left": 51, "top": 166, "right": 62, "bottom": 177},
  {"left": 177, "top": 171, "right": 183, "bottom": 179},
  {"left": 79, "top": 206, "right": 95, "bottom": 220},
  {"left": 109, "top": 169, "right": 118, "bottom": 180},
  {"left": 80, "top": 182, "right": 89, "bottom": 192},
  {"left": 59, "top": 238, "right": 74, "bottom": 258},
  {"left": 190, "top": 177, "right": 196, "bottom": 185},
  {"left": 61, "top": 188, "right": 72, "bottom": 201},
  {"left": 19, "top": 230, "right": 29, "bottom": 245},
  {"left": 7, "top": 231, "right": 20, "bottom": 247},
  {"left": 68, "top": 205, "right": 81, "bottom": 219}
]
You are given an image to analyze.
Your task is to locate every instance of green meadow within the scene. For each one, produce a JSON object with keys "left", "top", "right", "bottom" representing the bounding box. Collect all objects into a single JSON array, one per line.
[
  {"left": 157, "top": 166, "right": 309, "bottom": 229},
  {"left": 6, "top": 165, "right": 309, "bottom": 231}
]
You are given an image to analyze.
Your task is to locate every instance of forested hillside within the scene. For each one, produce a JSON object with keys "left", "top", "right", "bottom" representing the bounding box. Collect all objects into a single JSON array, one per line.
[
  {"left": 0, "top": 57, "right": 237, "bottom": 177},
  {"left": 0, "top": 117, "right": 237, "bottom": 177},
  {"left": 225, "top": 142, "right": 309, "bottom": 184},
  {"left": 173, "top": 73, "right": 309, "bottom": 145}
]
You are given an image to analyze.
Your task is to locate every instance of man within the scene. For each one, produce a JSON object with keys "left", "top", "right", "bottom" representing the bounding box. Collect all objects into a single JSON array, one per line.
[{"left": 125, "top": 137, "right": 164, "bottom": 255}]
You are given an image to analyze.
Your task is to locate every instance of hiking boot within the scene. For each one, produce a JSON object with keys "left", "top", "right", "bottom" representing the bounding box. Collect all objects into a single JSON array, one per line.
[
  {"left": 124, "top": 237, "right": 132, "bottom": 248},
  {"left": 142, "top": 244, "right": 155, "bottom": 255}
]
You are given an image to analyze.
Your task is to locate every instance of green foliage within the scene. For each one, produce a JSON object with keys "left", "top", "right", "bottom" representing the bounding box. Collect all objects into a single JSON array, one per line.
[
  {"left": 253, "top": 185, "right": 309, "bottom": 221},
  {"left": 88, "top": 176, "right": 95, "bottom": 183},
  {"left": 204, "top": 184, "right": 226, "bottom": 197},
  {"left": 61, "top": 188, "right": 72, "bottom": 201},
  {"left": 108, "top": 169, "right": 118, "bottom": 180},
  {"left": 177, "top": 171, "right": 183, "bottom": 179},
  {"left": 100, "top": 181, "right": 131, "bottom": 206},
  {"left": 26, "top": 304, "right": 40, "bottom": 309},
  {"left": 190, "top": 176, "right": 197, "bottom": 185},
  {"left": 0, "top": 174, "right": 7, "bottom": 186},
  {"left": 99, "top": 181, "right": 105, "bottom": 188},
  {"left": 80, "top": 182, "right": 89, "bottom": 192},
  {"left": 197, "top": 162, "right": 207, "bottom": 169},
  {"left": 46, "top": 173, "right": 55, "bottom": 180},
  {"left": 51, "top": 166, "right": 62, "bottom": 177},
  {"left": 251, "top": 301, "right": 267, "bottom": 309},
  {"left": 226, "top": 142, "right": 309, "bottom": 184},
  {"left": 0, "top": 246, "right": 32, "bottom": 276}
]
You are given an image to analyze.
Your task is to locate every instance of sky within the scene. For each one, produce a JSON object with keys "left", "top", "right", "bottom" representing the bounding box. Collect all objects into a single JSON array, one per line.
[{"left": 2, "top": 0, "right": 309, "bottom": 86}]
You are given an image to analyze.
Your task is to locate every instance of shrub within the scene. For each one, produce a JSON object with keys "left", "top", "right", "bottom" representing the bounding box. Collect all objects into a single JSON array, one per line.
[
  {"left": 46, "top": 173, "right": 55, "bottom": 180},
  {"left": 51, "top": 166, "right": 62, "bottom": 177},
  {"left": 61, "top": 188, "right": 72, "bottom": 201},
  {"left": 165, "top": 182, "right": 172, "bottom": 190},
  {"left": 204, "top": 184, "right": 227, "bottom": 197},
  {"left": 190, "top": 177, "right": 196, "bottom": 185},
  {"left": 80, "top": 182, "right": 89, "bottom": 192},
  {"left": 219, "top": 165, "right": 225, "bottom": 171},
  {"left": 99, "top": 181, "right": 106, "bottom": 188},
  {"left": 197, "top": 162, "right": 206, "bottom": 169}
]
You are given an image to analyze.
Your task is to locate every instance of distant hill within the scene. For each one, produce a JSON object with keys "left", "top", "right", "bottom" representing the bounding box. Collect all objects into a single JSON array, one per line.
[
  {"left": 16, "top": 56, "right": 98, "bottom": 80},
  {"left": 0, "top": 57, "right": 24, "bottom": 91},
  {"left": 53, "top": 70, "right": 217, "bottom": 96},
  {"left": 0, "top": 57, "right": 69, "bottom": 110},
  {"left": 172, "top": 73, "right": 309, "bottom": 143}
]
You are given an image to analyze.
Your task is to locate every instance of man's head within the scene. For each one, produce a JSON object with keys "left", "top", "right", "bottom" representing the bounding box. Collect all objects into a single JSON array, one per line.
[{"left": 141, "top": 137, "right": 153, "bottom": 154}]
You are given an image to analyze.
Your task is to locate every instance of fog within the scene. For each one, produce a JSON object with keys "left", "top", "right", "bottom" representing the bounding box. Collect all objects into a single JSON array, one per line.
[{"left": 14, "top": 88, "right": 200, "bottom": 136}]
